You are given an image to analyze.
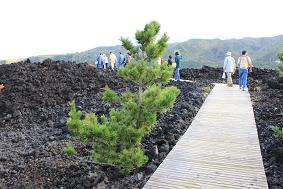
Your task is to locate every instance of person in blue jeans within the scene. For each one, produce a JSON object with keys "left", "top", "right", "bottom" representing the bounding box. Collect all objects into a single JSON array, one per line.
[
  {"left": 174, "top": 51, "right": 182, "bottom": 81},
  {"left": 96, "top": 53, "right": 103, "bottom": 69},
  {"left": 117, "top": 52, "right": 125, "bottom": 69},
  {"left": 237, "top": 50, "right": 252, "bottom": 91}
]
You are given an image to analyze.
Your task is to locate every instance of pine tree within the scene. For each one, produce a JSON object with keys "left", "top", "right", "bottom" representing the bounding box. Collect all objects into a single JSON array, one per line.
[
  {"left": 118, "top": 60, "right": 174, "bottom": 86},
  {"left": 64, "top": 142, "right": 76, "bottom": 156},
  {"left": 66, "top": 21, "right": 180, "bottom": 175},
  {"left": 120, "top": 20, "right": 169, "bottom": 61}
]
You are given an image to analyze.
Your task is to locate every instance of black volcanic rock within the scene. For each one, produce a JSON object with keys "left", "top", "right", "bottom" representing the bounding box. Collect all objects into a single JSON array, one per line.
[
  {"left": 0, "top": 61, "right": 210, "bottom": 189},
  {"left": 248, "top": 69, "right": 283, "bottom": 189},
  {"left": 2, "top": 62, "right": 281, "bottom": 188}
]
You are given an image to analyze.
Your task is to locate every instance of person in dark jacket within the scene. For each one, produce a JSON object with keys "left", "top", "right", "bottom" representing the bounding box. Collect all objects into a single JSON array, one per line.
[
  {"left": 96, "top": 53, "right": 103, "bottom": 69},
  {"left": 117, "top": 52, "right": 125, "bottom": 69},
  {"left": 167, "top": 55, "right": 173, "bottom": 66},
  {"left": 174, "top": 52, "right": 182, "bottom": 81}
]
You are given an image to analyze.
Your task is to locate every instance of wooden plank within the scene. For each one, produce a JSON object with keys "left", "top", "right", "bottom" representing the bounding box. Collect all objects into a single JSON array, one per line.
[{"left": 143, "top": 84, "right": 268, "bottom": 189}]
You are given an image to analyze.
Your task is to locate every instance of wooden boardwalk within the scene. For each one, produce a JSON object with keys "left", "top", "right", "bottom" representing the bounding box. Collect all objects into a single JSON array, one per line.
[{"left": 143, "top": 84, "right": 268, "bottom": 189}]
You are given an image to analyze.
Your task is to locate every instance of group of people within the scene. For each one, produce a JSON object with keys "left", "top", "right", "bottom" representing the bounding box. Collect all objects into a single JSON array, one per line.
[
  {"left": 223, "top": 50, "right": 253, "bottom": 90},
  {"left": 96, "top": 50, "right": 253, "bottom": 90},
  {"left": 166, "top": 49, "right": 253, "bottom": 89},
  {"left": 95, "top": 50, "right": 183, "bottom": 82},
  {"left": 95, "top": 52, "right": 132, "bottom": 70}
]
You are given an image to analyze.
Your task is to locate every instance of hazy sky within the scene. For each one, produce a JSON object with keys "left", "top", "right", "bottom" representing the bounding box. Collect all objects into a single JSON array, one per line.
[{"left": 0, "top": 0, "right": 282, "bottom": 60}]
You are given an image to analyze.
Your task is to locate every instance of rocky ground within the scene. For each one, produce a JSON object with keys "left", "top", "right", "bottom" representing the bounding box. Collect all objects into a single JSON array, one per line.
[
  {"left": 0, "top": 61, "right": 211, "bottom": 189},
  {"left": 181, "top": 65, "right": 241, "bottom": 84},
  {"left": 248, "top": 69, "right": 283, "bottom": 189},
  {"left": 181, "top": 65, "right": 224, "bottom": 83}
]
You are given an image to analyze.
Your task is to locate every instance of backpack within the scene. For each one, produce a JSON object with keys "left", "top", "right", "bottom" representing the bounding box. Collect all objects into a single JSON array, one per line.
[{"left": 239, "top": 56, "right": 250, "bottom": 69}]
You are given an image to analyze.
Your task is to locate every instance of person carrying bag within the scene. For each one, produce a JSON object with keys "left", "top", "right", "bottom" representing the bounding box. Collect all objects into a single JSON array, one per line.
[
  {"left": 237, "top": 50, "right": 253, "bottom": 91},
  {"left": 223, "top": 51, "right": 236, "bottom": 87}
]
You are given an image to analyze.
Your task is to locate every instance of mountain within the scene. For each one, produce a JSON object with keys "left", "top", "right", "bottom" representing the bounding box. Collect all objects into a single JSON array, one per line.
[
  {"left": 163, "top": 35, "right": 283, "bottom": 69},
  {"left": 2, "top": 35, "right": 283, "bottom": 69}
]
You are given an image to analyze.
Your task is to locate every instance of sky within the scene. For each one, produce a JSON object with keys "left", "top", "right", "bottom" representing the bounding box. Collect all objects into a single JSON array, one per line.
[{"left": 0, "top": 0, "right": 283, "bottom": 60}]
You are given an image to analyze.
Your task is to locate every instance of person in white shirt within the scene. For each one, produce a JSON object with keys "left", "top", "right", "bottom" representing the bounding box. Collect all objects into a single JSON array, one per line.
[
  {"left": 102, "top": 53, "right": 109, "bottom": 69},
  {"left": 109, "top": 52, "right": 117, "bottom": 70},
  {"left": 223, "top": 51, "right": 236, "bottom": 87},
  {"left": 237, "top": 50, "right": 253, "bottom": 91},
  {"left": 157, "top": 57, "right": 162, "bottom": 65}
]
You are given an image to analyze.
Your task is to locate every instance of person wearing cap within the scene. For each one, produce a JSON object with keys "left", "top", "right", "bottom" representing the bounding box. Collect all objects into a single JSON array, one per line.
[{"left": 223, "top": 51, "right": 236, "bottom": 87}]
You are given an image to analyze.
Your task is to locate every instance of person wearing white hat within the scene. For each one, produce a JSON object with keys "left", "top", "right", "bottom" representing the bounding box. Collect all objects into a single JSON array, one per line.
[{"left": 223, "top": 51, "right": 236, "bottom": 87}]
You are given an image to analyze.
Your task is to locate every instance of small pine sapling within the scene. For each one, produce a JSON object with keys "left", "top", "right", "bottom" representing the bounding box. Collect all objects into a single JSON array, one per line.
[
  {"left": 102, "top": 85, "right": 120, "bottom": 104},
  {"left": 64, "top": 142, "right": 76, "bottom": 156},
  {"left": 66, "top": 21, "right": 180, "bottom": 175},
  {"left": 272, "top": 126, "right": 283, "bottom": 138},
  {"left": 67, "top": 100, "right": 82, "bottom": 136}
]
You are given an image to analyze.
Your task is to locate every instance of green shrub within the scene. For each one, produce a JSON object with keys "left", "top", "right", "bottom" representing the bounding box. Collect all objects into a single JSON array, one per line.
[
  {"left": 272, "top": 126, "right": 283, "bottom": 138},
  {"left": 64, "top": 142, "right": 76, "bottom": 156},
  {"left": 66, "top": 101, "right": 83, "bottom": 136},
  {"left": 115, "top": 148, "right": 148, "bottom": 174},
  {"left": 278, "top": 64, "right": 283, "bottom": 78},
  {"left": 278, "top": 52, "right": 283, "bottom": 63},
  {"left": 102, "top": 85, "right": 120, "bottom": 104}
]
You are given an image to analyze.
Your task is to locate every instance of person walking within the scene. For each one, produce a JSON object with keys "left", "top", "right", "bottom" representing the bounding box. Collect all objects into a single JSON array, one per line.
[
  {"left": 96, "top": 53, "right": 103, "bottom": 69},
  {"left": 124, "top": 52, "right": 132, "bottom": 66},
  {"left": 223, "top": 51, "right": 236, "bottom": 87},
  {"left": 109, "top": 52, "right": 117, "bottom": 70},
  {"left": 102, "top": 53, "right": 109, "bottom": 69},
  {"left": 167, "top": 55, "right": 174, "bottom": 66},
  {"left": 237, "top": 50, "right": 253, "bottom": 91},
  {"left": 117, "top": 52, "right": 125, "bottom": 69},
  {"left": 174, "top": 51, "right": 182, "bottom": 81}
]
